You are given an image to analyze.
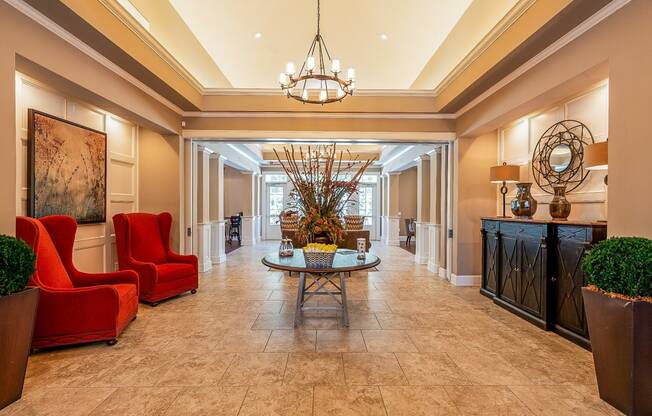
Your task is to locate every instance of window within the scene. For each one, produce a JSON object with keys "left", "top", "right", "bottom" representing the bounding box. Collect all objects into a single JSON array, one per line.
[
  {"left": 358, "top": 185, "right": 373, "bottom": 225},
  {"left": 268, "top": 185, "right": 285, "bottom": 225},
  {"left": 360, "top": 174, "right": 378, "bottom": 183},
  {"left": 265, "top": 174, "right": 288, "bottom": 183}
]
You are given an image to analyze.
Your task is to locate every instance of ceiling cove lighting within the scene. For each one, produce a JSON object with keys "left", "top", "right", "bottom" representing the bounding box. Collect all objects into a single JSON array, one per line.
[{"left": 279, "top": 0, "right": 355, "bottom": 105}]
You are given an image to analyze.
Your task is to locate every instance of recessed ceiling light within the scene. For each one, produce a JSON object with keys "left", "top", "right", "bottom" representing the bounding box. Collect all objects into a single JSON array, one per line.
[
  {"left": 254, "top": 32, "right": 262, "bottom": 39},
  {"left": 380, "top": 33, "right": 388, "bottom": 40}
]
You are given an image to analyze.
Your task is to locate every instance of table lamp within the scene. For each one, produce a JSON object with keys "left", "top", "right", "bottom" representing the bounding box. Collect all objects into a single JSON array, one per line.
[
  {"left": 490, "top": 162, "right": 520, "bottom": 217},
  {"left": 584, "top": 141, "right": 608, "bottom": 184}
]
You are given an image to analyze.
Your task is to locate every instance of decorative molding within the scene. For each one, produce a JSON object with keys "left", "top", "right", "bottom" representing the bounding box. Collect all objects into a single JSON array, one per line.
[
  {"left": 432, "top": 0, "right": 536, "bottom": 95},
  {"left": 6, "top": 0, "right": 185, "bottom": 115},
  {"left": 98, "top": 0, "right": 208, "bottom": 92},
  {"left": 450, "top": 273, "right": 481, "bottom": 287},
  {"left": 438, "top": 267, "right": 447, "bottom": 279},
  {"left": 182, "top": 111, "right": 455, "bottom": 120},
  {"left": 184, "top": 130, "right": 456, "bottom": 142},
  {"left": 203, "top": 88, "right": 437, "bottom": 97},
  {"left": 455, "top": 0, "right": 631, "bottom": 117}
]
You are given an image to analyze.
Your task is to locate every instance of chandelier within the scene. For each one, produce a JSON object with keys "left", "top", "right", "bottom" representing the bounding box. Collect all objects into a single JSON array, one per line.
[{"left": 279, "top": 0, "right": 356, "bottom": 104}]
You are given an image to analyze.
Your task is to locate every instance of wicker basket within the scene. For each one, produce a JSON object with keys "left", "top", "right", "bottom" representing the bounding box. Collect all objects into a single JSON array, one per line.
[{"left": 303, "top": 251, "right": 336, "bottom": 268}]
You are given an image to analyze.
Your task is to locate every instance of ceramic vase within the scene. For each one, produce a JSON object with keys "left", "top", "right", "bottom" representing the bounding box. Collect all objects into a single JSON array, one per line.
[
  {"left": 549, "top": 184, "right": 571, "bottom": 220},
  {"left": 511, "top": 182, "right": 538, "bottom": 218}
]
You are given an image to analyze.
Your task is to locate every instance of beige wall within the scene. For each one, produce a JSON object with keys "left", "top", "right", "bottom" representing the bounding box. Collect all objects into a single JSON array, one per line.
[
  {"left": 398, "top": 167, "right": 418, "bottom": 236},
  {"left": 224, "top": 165, "right": 244, "bottom": 217},
  {"left": 15, "top": 72, "right": 139, "bottom": 273},
  {"left": 138, "top": 128, "right": 181, "bottom": 251},
  {"left": 456, "top": 0, "right": 652, "bottom": 239},
  {"left": 497, "top": 83, "right": 608, "bottom": 221},
  {"left": 0, "top": 2, "right": 181, "bottom": 235},
  {"left": 453, "top": 133, "right": 498, "bottom": 276}
]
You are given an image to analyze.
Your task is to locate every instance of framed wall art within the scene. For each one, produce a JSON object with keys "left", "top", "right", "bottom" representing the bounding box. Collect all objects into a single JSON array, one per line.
[{"left": 28, "top": 109, "right": 107, "bottom": 224}]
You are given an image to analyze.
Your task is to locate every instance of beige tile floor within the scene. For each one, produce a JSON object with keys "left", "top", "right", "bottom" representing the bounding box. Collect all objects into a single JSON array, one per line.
[{"left": 1, "top": 242, "right": 623, "bottom": 416}]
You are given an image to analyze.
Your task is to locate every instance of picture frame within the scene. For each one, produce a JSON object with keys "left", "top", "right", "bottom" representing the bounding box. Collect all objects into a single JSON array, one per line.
[{"left": 27, "top": 109, "right": 107, "bottom": 224}]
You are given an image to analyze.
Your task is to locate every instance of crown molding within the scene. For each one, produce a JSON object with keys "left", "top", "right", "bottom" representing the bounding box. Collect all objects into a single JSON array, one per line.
[
  {"left": 182, "top": 111, "right": 456, "bottom": 120},
  {"left": 98, "top": 0, "right": 209, "bottom": 92},
  {"left": 432, "top": 0, "right": 535, "bottom": 95},
  {"left": 6, "top": 0, "right": 185, "bottom": 115},
  {"left": 202, "top": 88, "right": 437, "bottom": 97},
  {"left": 455, "top": 0, "right": 631, "bottom": 117},
  {"left": 184, "top": 130, "right": 456, "bottom": 142}
]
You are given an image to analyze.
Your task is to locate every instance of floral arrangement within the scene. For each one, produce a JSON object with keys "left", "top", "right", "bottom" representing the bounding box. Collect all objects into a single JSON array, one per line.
[
  {"left": 274, "top": 144, "right": 374, "bottom": 244},
  {"left": 303, "top": 243, "right": 338, "bottom": 253}
]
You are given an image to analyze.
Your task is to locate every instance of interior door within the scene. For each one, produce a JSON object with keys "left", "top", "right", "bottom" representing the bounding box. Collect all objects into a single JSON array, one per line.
[
  {"left": 265, "top": 182, "right": 288, "bottom": 240},
  {"left": 357, "top": 183, "right": 378, "bottom": 240}
]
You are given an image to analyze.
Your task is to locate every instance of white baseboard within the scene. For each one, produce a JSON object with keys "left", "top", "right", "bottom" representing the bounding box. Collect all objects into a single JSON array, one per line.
[
  {"left": 199, "top": 260, "right": 213, "bottom": 273},
  {"left": 386, "top": 239, "right": 400, "bottom": 246},
  {"left": 242, "top": 238, "right": 255, "bottom": 246},
  {"left": 450, "top": 273, "right": 481, "bottom": 286},
  {"left": 427, "top": 260, "right": 439, "bottom": 273},
  {"left": 211, "top": 254, "right": 226, "bottom": 264},
  {"left": 438, "top": 267, "right": 447, "bottom": 278},
  {"left": 414, "top": 255, "right": 428, "bottom": 265}
]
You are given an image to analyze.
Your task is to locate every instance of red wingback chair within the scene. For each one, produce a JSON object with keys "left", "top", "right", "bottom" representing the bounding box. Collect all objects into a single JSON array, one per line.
[
  {"left": 16, "top": 216, "right": 139, "bottom": 349},
  {"left": 113, "top": 212, "right": 198, "bottom": 305}
]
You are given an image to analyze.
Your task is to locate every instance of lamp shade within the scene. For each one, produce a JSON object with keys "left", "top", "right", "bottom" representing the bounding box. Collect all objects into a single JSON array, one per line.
[
  {"left": 584, "top": 141, "right": 608, "bottom": 170},
  {"left": 489, "top": 163, "right": 520, "bottom": 183}
]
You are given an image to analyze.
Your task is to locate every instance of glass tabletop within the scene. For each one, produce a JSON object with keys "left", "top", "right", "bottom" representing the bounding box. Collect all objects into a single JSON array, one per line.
[{"left": 262, "top": 249, "right": 381, "bottom": 273}]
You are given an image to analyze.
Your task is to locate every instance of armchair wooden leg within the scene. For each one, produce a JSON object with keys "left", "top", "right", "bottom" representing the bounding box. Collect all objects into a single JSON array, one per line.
[
  {"left": 106, "top": 338, "right": 118, "bottom": 346},
  {"left": 150, "top": 301, "right": 159, "bottom": 307},
  {"left": 191, "top": 289, "right": 197, "bottom": 294}
]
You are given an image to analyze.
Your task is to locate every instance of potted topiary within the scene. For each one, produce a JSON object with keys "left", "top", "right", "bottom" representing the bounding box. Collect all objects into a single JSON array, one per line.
[
  {"left": 582, "top": 237, "right": 652, "bottom": 416},
  {"left": 0, "top": 235, "right": 39, "bottom": 410}
]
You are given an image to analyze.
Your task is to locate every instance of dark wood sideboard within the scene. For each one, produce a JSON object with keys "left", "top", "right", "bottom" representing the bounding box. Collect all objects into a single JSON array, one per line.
[{"left": 480, "top": 217, "right": 607, "bottom": 349}]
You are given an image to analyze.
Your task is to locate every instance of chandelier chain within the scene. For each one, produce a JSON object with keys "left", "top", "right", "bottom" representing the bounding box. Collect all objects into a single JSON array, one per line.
[{"left": 317, "top": 0, "right": 320, "bottom": 35}]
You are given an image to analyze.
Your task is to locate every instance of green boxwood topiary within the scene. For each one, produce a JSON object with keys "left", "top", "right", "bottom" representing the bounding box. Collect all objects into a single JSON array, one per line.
[
  {"left": 0, "top": 235, "right": 36, "bottom": 297},
  {"left": 582, "top": 237, "right": 652, "bottom": 298}
]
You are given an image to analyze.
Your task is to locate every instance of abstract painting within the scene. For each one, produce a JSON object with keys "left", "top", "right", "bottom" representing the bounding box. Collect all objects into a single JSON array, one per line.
[{"left": 28, "top": 109, "right": 107, "bottom": 224}]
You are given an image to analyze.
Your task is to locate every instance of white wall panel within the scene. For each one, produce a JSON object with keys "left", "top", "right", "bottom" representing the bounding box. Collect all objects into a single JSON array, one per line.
[
  {"left": 15, "top": 73, "right": 138, "bottom": 273},
  {"left": 499, "top": 83, "right": 609, "bottom": 221}
]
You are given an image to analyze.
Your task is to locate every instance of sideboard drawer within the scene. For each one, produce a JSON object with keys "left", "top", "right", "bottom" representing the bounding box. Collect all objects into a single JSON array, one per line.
[
  {"left": 499, "top": 222, "right": 547, "bottom": 239},
  {"left": 482, "top": 220, "right": 499, "bottom": 233}
]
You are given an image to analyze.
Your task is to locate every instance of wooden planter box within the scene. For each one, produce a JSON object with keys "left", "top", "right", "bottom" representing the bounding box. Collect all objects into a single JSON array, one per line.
[
  {"left": 0, "top": 287, "right": 39, "bottom": 410},
  {"left": 582, "top": 288, "right": 652, "bottom": 415}
]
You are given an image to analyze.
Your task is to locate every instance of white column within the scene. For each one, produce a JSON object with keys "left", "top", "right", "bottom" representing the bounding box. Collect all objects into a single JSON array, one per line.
[
  {"left": 415, "top": 155, "right": 430, "bottom": 265},
  {"left": 439, "top": 145, "right": 448, "bottom": 278},
  {"left": 255, "top": 173, "right": 263, "bottom": 242},
  {"left": 384, "top": 172, "right": 401, "bottom": 246},
  {"left": 241, "top": 171, "right": 257, "bottom": 246},
  {"left": 446, "top": 141, "right": 454, "bottom": 282},
  {"left": 209, "top": 154, "right": 226, "bottom": 264},
  {"left": 428, "top": 147, "right": 440, "bottom": 273},
  {"left": 196, "top": 146, "right": 212, "bottom": 272}
]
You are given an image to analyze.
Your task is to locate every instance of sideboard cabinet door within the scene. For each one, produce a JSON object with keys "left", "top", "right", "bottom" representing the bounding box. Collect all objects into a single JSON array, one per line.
[{"left": 481, "top": 220, "right": 499, "bottom": 297}]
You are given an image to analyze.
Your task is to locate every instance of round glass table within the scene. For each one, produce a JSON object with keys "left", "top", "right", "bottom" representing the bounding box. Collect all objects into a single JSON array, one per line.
[{"left": 262, "top": 249, "right": 381, "bottom": 327}]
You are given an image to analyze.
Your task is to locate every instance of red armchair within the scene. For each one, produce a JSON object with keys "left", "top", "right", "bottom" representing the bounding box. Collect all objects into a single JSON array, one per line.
[
  {"left": 113, "top": 212, "right": 198, "bottom": 305},
  {"left": 16, "top": 216, "right": 139, "bottom": 349}
]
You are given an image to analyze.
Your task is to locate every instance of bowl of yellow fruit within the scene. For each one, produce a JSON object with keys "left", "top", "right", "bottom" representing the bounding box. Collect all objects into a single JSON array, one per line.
[{"left": 303, "top": 243, "right": 337, "bottom": 268}]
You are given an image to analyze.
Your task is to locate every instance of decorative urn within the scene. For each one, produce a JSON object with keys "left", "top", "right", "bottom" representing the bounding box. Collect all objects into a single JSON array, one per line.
[
  {"left": 511, "top": 182, "right": 538, "bottom": 218},
  {"left": 549, "top": 184, "right": 571, "bottom": 220}
]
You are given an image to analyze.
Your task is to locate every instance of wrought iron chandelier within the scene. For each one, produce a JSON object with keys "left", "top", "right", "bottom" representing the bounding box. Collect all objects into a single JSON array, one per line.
[{"left": 279, "top": 0, "right": 356, "bottom": 104}]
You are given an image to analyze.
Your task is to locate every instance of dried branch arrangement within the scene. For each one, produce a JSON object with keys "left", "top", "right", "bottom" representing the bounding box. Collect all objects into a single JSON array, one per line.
[{"left": 274, "top": 144, "right": 374, "bottom": 244}]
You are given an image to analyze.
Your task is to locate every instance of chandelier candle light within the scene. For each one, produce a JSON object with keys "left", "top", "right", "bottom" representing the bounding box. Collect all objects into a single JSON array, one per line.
[{"left": 279, "top": 0, "right": 355, "bottom": 104}]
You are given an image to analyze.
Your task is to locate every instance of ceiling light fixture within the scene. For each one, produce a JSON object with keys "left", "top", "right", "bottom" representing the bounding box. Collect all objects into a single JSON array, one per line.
[
  {"left": 279, "top": 0, "right": 355, "bottom": 104},
  {"left": 254, "top": 32, "right": 262, "bottom": 39},
  {"left": 380, "top": 33, "right": 388, "bottom": 40}
]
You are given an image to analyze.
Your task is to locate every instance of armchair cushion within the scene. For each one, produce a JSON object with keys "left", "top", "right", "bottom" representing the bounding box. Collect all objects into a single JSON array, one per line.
[
  {"left": 156, "top": 263, "right": 195, "bottom": 283},
  {"left": 129, "top": 213, "right": 167, "bottom": 264}
]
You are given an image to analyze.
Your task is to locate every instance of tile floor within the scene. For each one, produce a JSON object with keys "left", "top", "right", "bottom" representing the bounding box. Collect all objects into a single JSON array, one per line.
[{"left": 1, "top": 241, "right": 623, "bottom": 415}]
